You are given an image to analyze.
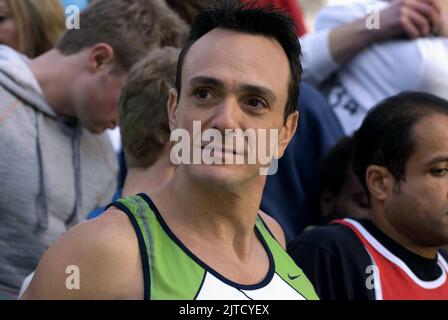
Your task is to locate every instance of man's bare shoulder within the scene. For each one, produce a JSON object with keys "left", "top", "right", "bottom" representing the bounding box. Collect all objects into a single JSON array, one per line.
[
  {"left": 259, "top": 210, "right": 286, "bottom": 249},
  {"left": 22, "top": 208, "right": 144, "bottom": 300}
]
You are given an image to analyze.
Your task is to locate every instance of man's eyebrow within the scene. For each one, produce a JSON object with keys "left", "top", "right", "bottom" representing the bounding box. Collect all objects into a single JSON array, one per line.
[
  {"left": 189, "top": 76, "right": 277, "bottom": 102},
  {"left": 239, "top": 84, "right": 277, "bottom": 103},
  {"left": 189, "top": 76, "right": 225, "bottom": 89},
  {"left": 425, "top": 155, "right": 448, "bottom": 166}
]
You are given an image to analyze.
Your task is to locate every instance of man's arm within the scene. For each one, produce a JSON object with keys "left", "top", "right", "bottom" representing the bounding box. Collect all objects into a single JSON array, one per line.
[
  {"left": 21, "top": 209, "right": 143, "bottom": 300},
  {"left": 329, "top": 0, "right": 442, "bottom": 64},
  {"left": 302, "top": 0, "right": 442, "bottom": 85}
]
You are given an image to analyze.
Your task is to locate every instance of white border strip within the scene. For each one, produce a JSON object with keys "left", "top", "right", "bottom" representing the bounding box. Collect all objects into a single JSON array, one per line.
[
  {"left": 344, "top": 219, "right": 447, "bottom": 289},
  {"left": 439, "top": 253, "right": 448, "bottom": 273}
]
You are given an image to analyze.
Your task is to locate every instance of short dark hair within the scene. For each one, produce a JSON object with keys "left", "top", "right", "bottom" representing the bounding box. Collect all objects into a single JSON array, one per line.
[
  {"left": 319, "top": 136, "right": 354, "bottom": 197},
  {"left": 353, "top": 92, "right": 448, "bottom": 194},
  {"left": 175, "top": 0, "right": 302, "bottom": 120},
  {"left": 119, "top": 47, "right": 180, "bottom": 168}
]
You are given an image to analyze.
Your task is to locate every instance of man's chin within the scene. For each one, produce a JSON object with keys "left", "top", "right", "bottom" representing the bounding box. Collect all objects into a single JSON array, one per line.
[
  {"left": 188, "top": 163, "right": 258, "bottom": 186},
  {"left": 85, "top": 125, "right": 106, "bottom": 135},
  {"left": 92, "top": 129, "right": 104, "bottom": 135}
]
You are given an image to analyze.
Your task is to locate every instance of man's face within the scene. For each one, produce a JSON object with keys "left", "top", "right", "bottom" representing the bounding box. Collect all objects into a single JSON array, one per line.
[
  {"left": 73, "top": 67, "right": 127, "bottom": 134},
  {"left": 384, "top": 114, "right": 448, "bottom": 247},
  {"left": 169, "top": 28, "right": 297, "bottom": 187},
  {"left": 322, "top": 169, "right": 369, "bottom": 221}
]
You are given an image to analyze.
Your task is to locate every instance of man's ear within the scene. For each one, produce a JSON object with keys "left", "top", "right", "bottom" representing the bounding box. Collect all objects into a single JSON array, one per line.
[
  {"left": 167, "top": 88, "right": 179, "bottom": 132},
  {"left": 366, "top": 165, "right": 393, "bottom": 202},
  {"left": 87, "top": 43, "right": 115, "bottom": 73},
  {"left": 276, "top": 111, "right": 299, "bottom": 159}
]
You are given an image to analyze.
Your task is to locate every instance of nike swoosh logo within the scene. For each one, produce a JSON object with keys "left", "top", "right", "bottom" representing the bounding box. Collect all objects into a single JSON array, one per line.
[{"left": 288, "top": 274, "right": 301, "bottom": 280}]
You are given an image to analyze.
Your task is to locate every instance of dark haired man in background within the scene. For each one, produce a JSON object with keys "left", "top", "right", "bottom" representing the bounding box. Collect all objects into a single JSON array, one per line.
[{"left": 289, "top": 92, "right": 448, "bottom": 300}]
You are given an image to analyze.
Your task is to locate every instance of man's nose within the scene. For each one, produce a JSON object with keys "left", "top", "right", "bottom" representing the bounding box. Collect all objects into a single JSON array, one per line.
[{"left": 209, "top": 97, "right": 241, "bottom": 132}]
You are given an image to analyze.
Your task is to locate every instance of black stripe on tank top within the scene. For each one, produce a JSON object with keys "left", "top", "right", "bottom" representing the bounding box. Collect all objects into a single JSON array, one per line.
[{"left": 107, "top": 202, "right": 151, "bottom": 300}]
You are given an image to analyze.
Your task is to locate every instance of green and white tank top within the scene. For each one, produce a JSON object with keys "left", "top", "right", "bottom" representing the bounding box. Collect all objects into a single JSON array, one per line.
[{"left": 110, "top": 193, "right": 319, "bottom": 300}]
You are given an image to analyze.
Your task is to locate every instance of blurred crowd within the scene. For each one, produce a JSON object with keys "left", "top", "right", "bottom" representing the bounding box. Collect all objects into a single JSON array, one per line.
[{"left": 1, "top": 0, "right": 448, "bottom": 300}]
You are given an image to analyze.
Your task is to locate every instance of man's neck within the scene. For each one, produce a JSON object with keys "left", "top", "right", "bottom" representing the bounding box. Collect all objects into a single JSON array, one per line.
[
  {"left": 370, "top": 208, "right": 438, "bottom": 259},
  {"left": 122, "top": 160, "right": 176, "bottom": 198},
  {"left": 151, "top": 166, "right": 265, "bottom": 261},
  {"left": 28, "top": 49, "right": 75, "bottom": 117}
]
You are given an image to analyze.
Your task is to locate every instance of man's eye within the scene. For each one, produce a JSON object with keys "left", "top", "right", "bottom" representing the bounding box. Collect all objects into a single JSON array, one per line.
[
  {"left": 246, "top": 97, "right": 267, "bottom": 109},
  {"left": 194, "top": 89, "right": 212, "bottom": 100},
  {"left": 431, "top": 168, "right": 448, "bottom": 177},
  {"left": 0, "top": 16, "right": 6, "bottom": 24}
]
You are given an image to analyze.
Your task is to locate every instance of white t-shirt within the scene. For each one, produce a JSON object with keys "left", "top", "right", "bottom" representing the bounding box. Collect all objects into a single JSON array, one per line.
[{"left": 301, "top": 0, "right": 448, "bottom": 134}]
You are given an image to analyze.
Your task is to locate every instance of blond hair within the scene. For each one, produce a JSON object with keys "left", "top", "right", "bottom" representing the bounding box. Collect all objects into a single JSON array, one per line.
[
  {"left": 119, "top": 47, "right": 180, "bottom": 168},
  {"left": 7, "top": 0, "right": 66, "bottom": 57}
]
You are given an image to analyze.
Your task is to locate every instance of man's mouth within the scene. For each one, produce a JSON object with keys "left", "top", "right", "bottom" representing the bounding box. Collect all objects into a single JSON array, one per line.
[{"left": 201, "top": 144, "right": 243, "bottom": 155}]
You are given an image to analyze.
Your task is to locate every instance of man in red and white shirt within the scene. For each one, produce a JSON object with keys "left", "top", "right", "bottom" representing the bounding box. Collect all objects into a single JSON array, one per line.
[{"left": 289, "top": 92, "right": 448, "bottom": 300}]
